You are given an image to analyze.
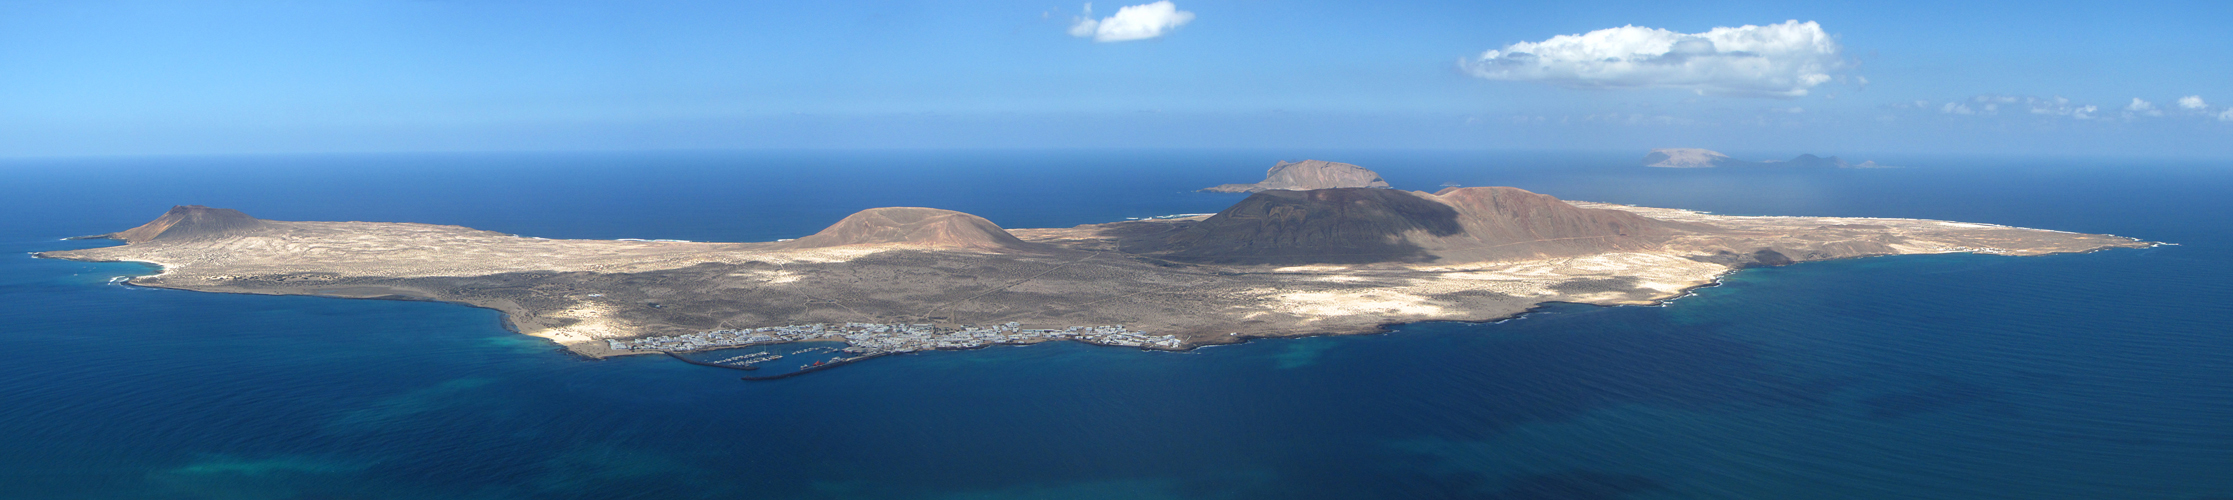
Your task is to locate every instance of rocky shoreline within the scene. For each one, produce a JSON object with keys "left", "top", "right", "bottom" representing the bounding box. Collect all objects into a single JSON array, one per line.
[{"left": 40, "top": 188, "right": 2153, "bottom": 370}]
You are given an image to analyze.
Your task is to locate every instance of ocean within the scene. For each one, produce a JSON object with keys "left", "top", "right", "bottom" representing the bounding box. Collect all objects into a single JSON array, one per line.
[{"left": 1, "top": 150, "right": 2227, "bottom": 499}]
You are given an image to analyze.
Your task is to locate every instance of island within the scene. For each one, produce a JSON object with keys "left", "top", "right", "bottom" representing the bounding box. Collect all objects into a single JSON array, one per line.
[
  {"left": 39, "top": 186, "right": 2150, "bottom": 369},
  {"left": 1643, "top": 148, "right": 1893, "bottom": 168},
  {"left": 1201, "top": 159, "right": 1392, "bottom": 192}
]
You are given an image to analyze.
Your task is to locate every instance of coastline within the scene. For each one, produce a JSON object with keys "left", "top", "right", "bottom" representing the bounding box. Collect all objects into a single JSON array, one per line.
[
  {"left": 34, "top": 231, "right": 2154, "bottom": 365},
  {"left": 32, "top": 197, "right": 2155, "bottom": 373},
  {"left": 93, "top": 242, "right": 2163, "bottom": 371},
  {"left": 549, "top": 247, "right": 1903, "bottom": 370}
]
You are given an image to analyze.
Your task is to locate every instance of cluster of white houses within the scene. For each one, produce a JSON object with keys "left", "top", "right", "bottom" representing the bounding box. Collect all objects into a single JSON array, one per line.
[{"left": 606, "top": 321, "right": 1184, "bottom": 355}]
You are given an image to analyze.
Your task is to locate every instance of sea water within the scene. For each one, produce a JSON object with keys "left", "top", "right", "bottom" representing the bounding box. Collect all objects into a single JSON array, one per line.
[{"left": 1, "top": 150, "right": 2227, "bottom": 499}]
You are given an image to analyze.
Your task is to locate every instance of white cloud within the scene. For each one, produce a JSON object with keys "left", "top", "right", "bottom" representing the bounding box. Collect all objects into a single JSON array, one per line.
[
  {"left": 1913, "top": 93, "right": 2233, "bottom": 123},
  {"left": 1067, "top": 4, "right": 1098, "bottom": 37},
  {"left": 1068, "top": 2, "right": 1195, "bottom": 42},
  {"left": 1460, "top": 20, "right": 1846, "bottom": 97},
  {"left": 1996, "top": 95, "right": 2100, "bottom": 119},
  {"left": 2125, "top": 98, "right": 2163, "bottom": 117},
  {"left": 2072, "top": 105, "right": 2098, "bottom": 120}
]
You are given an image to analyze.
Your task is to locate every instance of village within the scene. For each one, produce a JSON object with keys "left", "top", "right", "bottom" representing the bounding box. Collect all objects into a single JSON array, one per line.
[{"left": 605, "top": 321, "right": 1186, "bottom": 357}]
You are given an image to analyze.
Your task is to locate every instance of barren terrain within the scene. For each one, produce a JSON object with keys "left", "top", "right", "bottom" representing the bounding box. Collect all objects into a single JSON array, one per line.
[{"left": 42, "top": 188, "right": 2152, "bottom": 359}]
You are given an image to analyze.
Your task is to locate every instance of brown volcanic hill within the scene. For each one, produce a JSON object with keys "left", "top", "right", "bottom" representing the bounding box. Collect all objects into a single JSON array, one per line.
[
  {"left": 109, "top": 205, "right": 267, "bottom": 243},
  {"left": 1128, "top": 187, "right": 1684, "bottom": 265},
  {"left": 1138, "top": 188, "right": 1462, "bottom": 264},
  {"left": 1201, "top": 160, "right": 1393, "bottom": 193},
  {"left": 1418, "top": 187, "right": 1679, "bottom": 262},
  {"left": 780, "top": 207, "right": 1040, "bottom": 252}
]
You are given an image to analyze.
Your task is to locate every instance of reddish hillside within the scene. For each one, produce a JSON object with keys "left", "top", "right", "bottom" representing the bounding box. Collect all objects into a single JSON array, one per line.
[
  {"left": 110, "top": 205, "right": 266, "bottom": 243},
  {"left": 1419, "top": 187, "right": 1677, "bottom": 262},
  {"left": 781, "top": 207, "right": 1039, "bottom": 252}
]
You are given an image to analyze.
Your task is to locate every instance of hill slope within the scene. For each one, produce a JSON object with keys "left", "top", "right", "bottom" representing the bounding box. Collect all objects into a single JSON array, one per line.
[
  {"left": 107, "top": 205, "right": 266, "bottom": 243},
  {"left": 1131, "top": 187, "right": 1683, "bottom": 265},
  {"left": 780, "top": 207, "right": 1039, "bottom": 252}
]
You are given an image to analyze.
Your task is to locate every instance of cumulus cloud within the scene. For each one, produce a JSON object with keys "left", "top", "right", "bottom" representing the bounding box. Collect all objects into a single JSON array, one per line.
[
  {"left": 2222, "top": 108, "right": 2233, "bottom": 122},
  {"left": 2178, "top": 95, "right": 2208, "bottom": 110},
  {"left": 1460, "top": 20, "right": 1846, "bottom": 97},
  {"left": 2126, "top": 98, "right": 2163, "bottom": 117},
  {"left": 1068, "top": 2, "right": 1195, "bottom": 42}
]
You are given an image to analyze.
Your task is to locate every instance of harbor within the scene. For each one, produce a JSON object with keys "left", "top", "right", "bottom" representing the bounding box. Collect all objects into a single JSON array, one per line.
[{"left": 615, "top": 322, "right": 1186, "bottom": 377}]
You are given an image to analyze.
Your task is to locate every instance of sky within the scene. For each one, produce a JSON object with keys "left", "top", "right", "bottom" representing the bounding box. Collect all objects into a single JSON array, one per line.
[{"left": 2, "top": 0, "right": 2229, "bottom": 158}]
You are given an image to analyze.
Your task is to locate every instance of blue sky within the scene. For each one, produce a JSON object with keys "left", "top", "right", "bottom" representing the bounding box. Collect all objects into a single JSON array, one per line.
[{"left": 2, "top": 0, "right": 2228, "bottom": 157}]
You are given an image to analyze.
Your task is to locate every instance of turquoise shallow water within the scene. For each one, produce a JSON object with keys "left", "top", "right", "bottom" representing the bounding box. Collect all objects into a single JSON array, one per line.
[{"left": 1, "top": 150, "right": 2228, "bottom": 499}]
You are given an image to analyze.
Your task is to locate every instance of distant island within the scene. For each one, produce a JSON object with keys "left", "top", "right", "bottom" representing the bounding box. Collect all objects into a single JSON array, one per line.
[
  {"left": 1642, "top": 148, "right": 1893, "bottom": 169},
  {"left": 1201, "top": 159, "right": 1392, "bottom": 192},
  {"left": 42, "top": 182, "right": 2147, "bottom": 371}
]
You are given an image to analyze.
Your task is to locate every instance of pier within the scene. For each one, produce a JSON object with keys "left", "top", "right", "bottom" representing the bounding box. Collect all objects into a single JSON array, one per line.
[
  {"left": 610, "top": 321, "right": 1183, "bottom": 356},
  {"left": 736, "top": 353, "right": 885, "bottom": 381},
  {"left": 662, "top": 350, "right": 887, "bottom": 380},
  {"left": 662, "top": 351, "right": 763, "bottom": 371},
  {"left": 629, "top": 322, "right": 1184, "bottom": 380}
]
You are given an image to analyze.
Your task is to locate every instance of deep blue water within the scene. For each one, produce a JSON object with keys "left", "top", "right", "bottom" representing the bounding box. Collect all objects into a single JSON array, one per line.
[{"left": 2, "top": 150, "right": 2228, "bottom": 499}]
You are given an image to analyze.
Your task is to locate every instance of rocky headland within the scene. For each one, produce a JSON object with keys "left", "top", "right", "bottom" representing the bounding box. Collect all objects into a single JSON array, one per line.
[{"left": 1201, "top": 160, "right": 1392, "bottom": 192}]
